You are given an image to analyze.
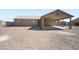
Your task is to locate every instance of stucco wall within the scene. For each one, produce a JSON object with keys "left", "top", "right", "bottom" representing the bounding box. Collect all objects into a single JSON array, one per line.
[
  {"left": 44, "top": 19, "right": 57, "bottom": 26},
  {"left": 14, "top": 19, "right": 38, "bottom": 26}
]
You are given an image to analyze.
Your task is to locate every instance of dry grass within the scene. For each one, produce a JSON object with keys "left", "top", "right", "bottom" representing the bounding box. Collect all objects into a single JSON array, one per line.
[{"left": 0, "top": 26, "right": 79, "bottom": 50}]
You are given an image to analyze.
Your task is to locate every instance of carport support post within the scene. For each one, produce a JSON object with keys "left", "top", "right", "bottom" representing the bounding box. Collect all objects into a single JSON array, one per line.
[
  {"left": 61, "top": 19, "right": 64, "bottom": 27},
  {"left": 69, "top": 17, "right": 72, "bottom": 29},
  {"left": 41, "top": 17, "right": 44, "bottom": 29}
]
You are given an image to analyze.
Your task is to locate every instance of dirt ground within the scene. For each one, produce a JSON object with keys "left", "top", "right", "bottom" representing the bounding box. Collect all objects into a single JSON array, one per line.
[{"left": 0, "top": 26, "right": 79, "bottom": 50}]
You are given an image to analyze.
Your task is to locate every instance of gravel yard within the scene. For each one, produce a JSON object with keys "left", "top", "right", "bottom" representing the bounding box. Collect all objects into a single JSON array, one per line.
[{"left": 0, "top": 26, "right": 79, "bottom": 50}]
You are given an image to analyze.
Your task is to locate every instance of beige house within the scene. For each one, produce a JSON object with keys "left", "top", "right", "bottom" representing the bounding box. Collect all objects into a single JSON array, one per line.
[
  {"left": 14, "top": 9, "right": 74, "bottom": 29},
  {"left": 14, "top": 16, "right": 40, "bottom": 26}
]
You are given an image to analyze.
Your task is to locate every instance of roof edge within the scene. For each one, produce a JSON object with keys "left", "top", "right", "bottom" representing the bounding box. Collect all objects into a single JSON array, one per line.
[{"left": 42, "top": 9, "right": 74, "bottom": 17}]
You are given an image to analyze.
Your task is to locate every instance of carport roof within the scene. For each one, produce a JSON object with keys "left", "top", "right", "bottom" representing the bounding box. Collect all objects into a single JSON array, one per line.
[
  {"left": 14, "top": 16, "right": 41, "bottom": 20},
  {"left": 42, "top": 9, "right": 74, "bottom": 19}
]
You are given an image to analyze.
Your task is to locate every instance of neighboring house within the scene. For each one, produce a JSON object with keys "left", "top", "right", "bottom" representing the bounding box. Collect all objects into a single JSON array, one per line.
[
  {"left": 14, "top": 9, "right": 74, "bottom": 29},
  {"left": 72, "top": 18, "right": 79, "bottom": 26},
  {"left": 0, "top": 20, "right": 6, "bottom": 26}
]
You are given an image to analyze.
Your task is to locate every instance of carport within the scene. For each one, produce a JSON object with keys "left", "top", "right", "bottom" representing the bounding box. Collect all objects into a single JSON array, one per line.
[{"left": 40, "top": 9, "right": 74, "bottom": 29}]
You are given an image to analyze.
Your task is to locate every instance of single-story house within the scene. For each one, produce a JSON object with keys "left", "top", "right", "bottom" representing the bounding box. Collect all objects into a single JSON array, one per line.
[
  {"left": 14, "top": 9, "right": 74, "bottom": 29},
  {"left": 14, "top": 16, "right": 40, "bottom": 26}
]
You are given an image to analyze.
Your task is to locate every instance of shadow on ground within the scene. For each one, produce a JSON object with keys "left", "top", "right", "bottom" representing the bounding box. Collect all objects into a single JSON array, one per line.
[
  {"left": 28, "top": 25, "right": 63, "bottom": 31},
  {"left": 5, "top": 25, "right": 64, "bottom": 31}
]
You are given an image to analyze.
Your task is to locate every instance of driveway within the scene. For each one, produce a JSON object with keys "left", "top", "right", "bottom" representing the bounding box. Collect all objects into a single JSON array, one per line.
[{"left": 0, "top": 26, "right": 79, "bottom": 50}]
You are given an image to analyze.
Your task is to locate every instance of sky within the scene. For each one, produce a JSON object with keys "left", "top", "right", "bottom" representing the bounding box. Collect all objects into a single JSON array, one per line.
[{"left": 0, "top": 9, "right": 79, "bottom": 22}]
